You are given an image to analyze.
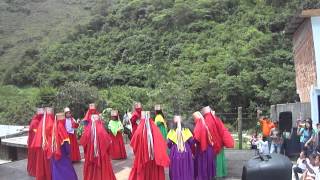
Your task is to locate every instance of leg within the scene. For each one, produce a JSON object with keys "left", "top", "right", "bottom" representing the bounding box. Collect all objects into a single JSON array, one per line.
[
  {"left": 270, "top": 143, "right": 275, "bottom": 154},
  {"left": 293, "top": 167, "right": 303, "bottom": 180}
]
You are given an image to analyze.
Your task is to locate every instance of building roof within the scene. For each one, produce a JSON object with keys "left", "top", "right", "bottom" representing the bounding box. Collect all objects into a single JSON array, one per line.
[
  {"left": 285, "top": 2, "right": 320, "bottom": 35},
  {"left": 0, "top": 125, "right": 28, "bottom": 138},
  {"left": 1, "top": 136, "right": 28, "bottom": 148}
]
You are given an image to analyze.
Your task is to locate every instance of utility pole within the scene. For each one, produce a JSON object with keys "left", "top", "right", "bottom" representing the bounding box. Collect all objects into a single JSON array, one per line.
[{"left": 238, "top": 107, "right": 243, "bottom": 150}]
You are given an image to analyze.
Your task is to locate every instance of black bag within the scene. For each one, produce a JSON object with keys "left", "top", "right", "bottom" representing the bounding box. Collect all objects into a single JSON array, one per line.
[{"left": 242, "top": 153, "right": 292, "bottom": 180}]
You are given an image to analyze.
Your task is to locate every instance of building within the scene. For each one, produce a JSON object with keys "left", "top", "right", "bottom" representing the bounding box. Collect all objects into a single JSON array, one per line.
[
  {"left": 0, "top": 125, "right": 28, "bottom": 162},
  {"left": 286, "top": 4, "right": 320, "bottom": 126}
]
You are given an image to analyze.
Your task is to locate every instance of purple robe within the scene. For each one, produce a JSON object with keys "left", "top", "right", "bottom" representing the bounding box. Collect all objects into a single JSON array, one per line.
[
  {"left": 194, "top": 142, "right": 216, "bottom": 180},
  {"left": 168, "top": 138, "right": 194, "bottom": 180},
  {"left": 51, "top": 142, "right": 78, "bottom": 180}
]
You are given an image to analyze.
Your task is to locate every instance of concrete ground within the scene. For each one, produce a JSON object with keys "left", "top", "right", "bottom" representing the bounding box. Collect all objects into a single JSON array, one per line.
[{"left": 0, "top": 145, "right": 254, "bottom": 180}]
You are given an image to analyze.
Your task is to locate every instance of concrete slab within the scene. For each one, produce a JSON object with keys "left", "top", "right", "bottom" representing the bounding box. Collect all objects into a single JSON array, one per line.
[
  {"left": 1, "top": 136, "right": 28, "bottom": 148},
  {"left": 0, "top": 145, "right": 253, "bottom": 180},
  {"left": 0, "top": 125, "right": 28, "bottom": 138}
]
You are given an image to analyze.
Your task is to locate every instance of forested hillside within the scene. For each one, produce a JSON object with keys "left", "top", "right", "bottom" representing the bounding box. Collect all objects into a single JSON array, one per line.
[{"left": 1, "top": 0, "right": 318, "bottom": 125}]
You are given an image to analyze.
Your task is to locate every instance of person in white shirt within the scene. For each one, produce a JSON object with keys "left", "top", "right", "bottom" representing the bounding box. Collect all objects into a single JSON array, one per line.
[
  {"left": 255, "top": 134, "right": 269, "bottom": 155},
  {"left": 293, "top": 151, "right": 309, "bottom": 180},
  {"left": 302, "top": 153, "right": 318, "bottom": 180}
]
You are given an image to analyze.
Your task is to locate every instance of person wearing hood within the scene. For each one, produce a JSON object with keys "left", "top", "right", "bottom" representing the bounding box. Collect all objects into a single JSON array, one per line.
[
  {"left": 167, "top": 115, "right": 194, "bottom": 180},
  {"left": 63, "top": 107, "right": 81, "bottom": 162},
  {"left": 130, "top": 102, "right": 142, "bottom": 135},
  {"left": 50, "top": 113, "right": 78, "bottom": 180},
  {"left": 31, "top": 107, "right": 54, "bottom": 180},
  {"left": 80, "top": 114, "right": 116, "bottom": 180},
  {"left": 193, "top": 110, "right": 217, "bottom": 180},
  {"left": 27, "top": 108, "right": 44, "bottom": 177},
  {"left": 129, "top": 111, "right": 170, "bottom": 180},
  {"left": 108, "top": 109, "right": 127, "bottom": 160},
  {"left": 154, "top": 104, "right": 168, "bottom": 140}
]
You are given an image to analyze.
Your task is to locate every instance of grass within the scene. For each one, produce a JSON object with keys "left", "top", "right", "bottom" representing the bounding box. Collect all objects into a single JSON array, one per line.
[{"left": 0, "top": 0, "right": 98, "bottom": 78}]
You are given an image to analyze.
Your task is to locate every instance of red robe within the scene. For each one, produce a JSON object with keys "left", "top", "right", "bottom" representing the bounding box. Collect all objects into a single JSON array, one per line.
[
  {"left": 213, "top": 115, "right": 235, "bottom": 148},
  {"left": 50, "top": 120, "right": 70, "bottom": 160},
  {"left": 109, "top": 131, "right": 127, "bottom": 160},
  {"left": 63, "top": 117, "right": 81, "bottom": 162},
  {"left": 27, "top": 114, "right": 43, "bottom": 177},
  {"left": 80, "top": 120, "right": 116, "bottom": 180},
  {"left": 203, "top": 112, "right": 224, "bottom": 154},
  {"left": 83, "top": 109, "right": 99, "bottom": 124},
  {"left": 31, "top": 112, "right": 54, "bottom": 180},
  {"left": 130, "top": 110, "right": 141, "bottom": 135},
  {"left": 129, "top": 117, "right": 170, "bottom": 180}
]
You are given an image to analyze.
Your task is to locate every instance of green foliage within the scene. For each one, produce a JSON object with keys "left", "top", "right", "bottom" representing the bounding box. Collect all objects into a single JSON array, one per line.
[
  {"left": 55, "top": 81, "right": 102, "bottom": 119},
  {"left": 36, "top": 86, "right": 57, "bottom": 107},
  {"left": 1, "top": 0, "right": 305, "bottom": 126},
  {"left": 0, "top": 86, "right": 39, "bottom": 125}
]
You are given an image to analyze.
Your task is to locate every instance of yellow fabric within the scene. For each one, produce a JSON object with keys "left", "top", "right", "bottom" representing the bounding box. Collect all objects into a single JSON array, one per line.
[
  {"left": 155, "top": 114, "right": 167, "bottom": 129},
  {"left": 167, "top": 128, "right": 193, "bottom": 144},
  {"left": 61, "top": 138, "right": 70, "bottom": 145}
]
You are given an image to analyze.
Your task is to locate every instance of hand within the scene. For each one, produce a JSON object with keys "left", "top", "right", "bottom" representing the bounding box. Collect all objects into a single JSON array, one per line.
[{"left": 305, "top": 143, "right": 308, "bottom": 147}]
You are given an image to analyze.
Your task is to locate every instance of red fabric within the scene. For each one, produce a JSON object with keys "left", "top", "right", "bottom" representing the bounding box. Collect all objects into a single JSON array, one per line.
[
  {"left": 83, "top": 108, "right": 99, "bottom": 123},
  {"left": 204, "top": 112, "right": 223, "bottom": 154},
  {"left": 109, "top": 132, "right": 127, "bottom": 159},
  {"left": 62, "top": 118, "right": 81, "bottom": 162},
  {"left": 130, "top": 109, "right": 141, "bottom": 135},
  {"left": 27, "top": 114, "right": 43, "bottom": 177},
  {"left": 31, "top": 112, "right": 54, "bottom": 158},
  {"left": 68, "top": 133, "right": 81, "bottom": 161},
  {"left": 213, "top": 115, "right": 235, "bottom": 148},
  {"left": 129, "top": 117, "right": 170, "bottom": 180},
  {"left": 194, "top": 112, "right": 223, "bottom": 154},
  {"left": 50, "top": 120, "right": 70, "bottom": 160},
  {"left": 31, "top": 112, "right": 54, "bottom": 180},
  {"left": 35, "top": 147, "right": 51, "bottom": 180},
  {"left": 80, "top": 119, "right": 116, "bottom": 180},
  {"left": 193, "top": 116, "right": 212, "bottom": 152}
]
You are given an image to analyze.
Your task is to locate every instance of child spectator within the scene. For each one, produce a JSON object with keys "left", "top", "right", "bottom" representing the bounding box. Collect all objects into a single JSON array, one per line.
[
  {"left": 293, "top": 151, "right": 309, "bottom": 180},
  {"left": 255, "top": 134, "right": 269, "bottom": 155},
  {"left": 270, "top": 121, "right": 283, "bottom": 154},
  {"left": 250, "top": 132, "right": 258, "bottom": 149}
]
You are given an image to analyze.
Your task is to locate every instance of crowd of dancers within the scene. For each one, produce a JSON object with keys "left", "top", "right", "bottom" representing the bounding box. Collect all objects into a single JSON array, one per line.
[{"left": 27, "top": 102, "right": 234, "bottom": 180}]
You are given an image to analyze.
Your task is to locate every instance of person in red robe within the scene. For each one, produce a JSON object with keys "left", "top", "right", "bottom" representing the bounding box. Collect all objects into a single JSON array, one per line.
[
  {"left": 27, "top": 107, "right": 44, "bottom": 177},
  {"left": 108, "top": 110, "right": 127, "bottom": 160},
  {"left": 80, "top": 114, "right": 116, "bottom": 180},
  {"left": 50, "top": 113, "right": 78, "bottom": 180},
  {"left": 200, "top": 106, "right": 224, "bottom": 154},
  {"left": 82, "top": 103, "right": 99, "bottom": 126},
  {"left": 129, "top": 111, "right": 170, "bottom": 180},
  {"left": 63, "top": 107, "right": 81, "bottom": 162},
  {"left": 31, "top": 107, "right": 54, "bottom": 180},
  {"left": 130, "top": 102, "right": 142, "bottom": 135}
]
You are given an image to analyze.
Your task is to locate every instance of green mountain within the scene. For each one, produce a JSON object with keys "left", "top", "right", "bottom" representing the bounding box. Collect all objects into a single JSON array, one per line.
[
  {"left": 1, "top": 0, "right": 316, "bottom": 125},
  {"left": 0, "top": 0, "right": 112, "bottom": 78}
]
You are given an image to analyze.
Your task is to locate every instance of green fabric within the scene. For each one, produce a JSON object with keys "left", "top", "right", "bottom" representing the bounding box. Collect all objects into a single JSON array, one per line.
[
  {"left": 216, "top": 148, "right": 228, "bottom": 177},
  {"left": 108, "top": 120, "right": 123, "bottom": 136},
  {"left": 156, "top": 121, "right": 167, "bottom": 140}
]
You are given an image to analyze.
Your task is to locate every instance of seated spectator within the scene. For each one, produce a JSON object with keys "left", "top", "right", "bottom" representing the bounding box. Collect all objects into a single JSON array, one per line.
[
  {"left": 302, "top": 153, "right": 318, "bottom": 180},
  {"left": 293, "top": 151, "right": 309, "bottom": 180}
]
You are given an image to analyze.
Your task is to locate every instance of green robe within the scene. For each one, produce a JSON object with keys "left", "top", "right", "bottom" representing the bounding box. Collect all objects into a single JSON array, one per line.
[
  {"left": 155, "top": 114, "right": 167, "bottom": 140},
  {"left": 108, "top": 120, "right": 123, "bottom": 136},
  {"left": 216, "top": 148, "right": 228, "bottom": 177}
]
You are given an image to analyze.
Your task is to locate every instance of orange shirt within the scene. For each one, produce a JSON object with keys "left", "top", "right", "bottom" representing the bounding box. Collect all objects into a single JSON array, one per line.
[{"left": 260, "top": 119, "right": 275, "bottom": 137}]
